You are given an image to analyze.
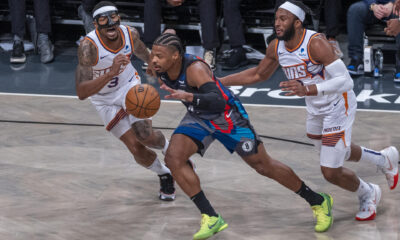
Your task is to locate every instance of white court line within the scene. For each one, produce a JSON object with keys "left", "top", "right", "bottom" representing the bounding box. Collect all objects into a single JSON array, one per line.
[{"left": 0, "top": 92, "right": 399, "bottom": 114}]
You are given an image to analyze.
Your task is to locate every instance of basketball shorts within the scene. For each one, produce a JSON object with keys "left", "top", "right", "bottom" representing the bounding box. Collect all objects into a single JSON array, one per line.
[
  {"left": 173, "top": 112, "right": 261, "bottom": 157},
  {"left": 306, "top": 93, "right": 357, "bottom": 168},
  {"left": 91, "top": 83, "right": 151, "bottom": 139}
]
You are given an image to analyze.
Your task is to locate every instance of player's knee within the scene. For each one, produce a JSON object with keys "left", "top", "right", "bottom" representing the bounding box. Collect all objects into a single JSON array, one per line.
[
  {"left": 321, "top": 167, "right": 340, "bottom": 184},
  {"left": 132, "top": 121, "right": 152, "bottom": 142}
]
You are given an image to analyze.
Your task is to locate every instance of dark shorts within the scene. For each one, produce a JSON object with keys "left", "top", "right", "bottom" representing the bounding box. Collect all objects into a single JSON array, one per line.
[{"left": 173, "top": 111, "right": 261, "bottom": 157}]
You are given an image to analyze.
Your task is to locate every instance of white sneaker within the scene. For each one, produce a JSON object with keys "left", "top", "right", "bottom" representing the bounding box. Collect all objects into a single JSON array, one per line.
[
  {"left": 380, "top": 146, "right": 399, "bottom": 190},
  {"left": 355, "top": 183, "right": 381, "bottom": 221},
  {"left": 203, "top": 49, "right": 216, "bottom": 70}
]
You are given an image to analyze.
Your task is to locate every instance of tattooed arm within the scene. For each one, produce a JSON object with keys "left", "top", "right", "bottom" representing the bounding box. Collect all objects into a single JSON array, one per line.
[
  {"left": 75, "top": 39, "right": 129, "bottom": 100},
  {"left": 128, "top": 26, "right": 150, "bottom": 64}
]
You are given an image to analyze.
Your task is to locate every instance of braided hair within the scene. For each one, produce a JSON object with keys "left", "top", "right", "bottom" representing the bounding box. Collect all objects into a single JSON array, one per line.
[{"left": 153, "top": 33, "right": 184, "bottom": 56}]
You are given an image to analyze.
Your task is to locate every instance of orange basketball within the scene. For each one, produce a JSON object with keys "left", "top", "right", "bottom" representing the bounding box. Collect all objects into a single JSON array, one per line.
[{"left": 125, "top": 84, "right": 161, "bottom": 119}]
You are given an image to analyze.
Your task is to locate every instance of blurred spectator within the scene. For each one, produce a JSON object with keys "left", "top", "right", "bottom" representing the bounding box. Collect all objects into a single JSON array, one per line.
[
  {"left": 384, "top": 17, "right": 400, "bottom": 82},
  {"left": 144, "top": 0, "right": 248, "bottom": 70},
  {"left": 324, "top": 0, "right": 343, "bottom": 58},
  {"left": 346, "top": 0, "right": 399, "bottom": 77},
  {"left": 216, "top": 0, "right": 248, "bottom": 70},
  {"left": 8, "top": 0, "right": 54, "bottom": 64},
  {"left": 78, "top": 0, "right": 98, "bottom": 34}
]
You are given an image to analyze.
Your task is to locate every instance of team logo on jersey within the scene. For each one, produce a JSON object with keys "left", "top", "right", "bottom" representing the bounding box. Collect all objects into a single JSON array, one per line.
[
  {"left": 299, "top": 48, "right": 307, "bottom": 57},
  {"left": 282, "top": 60, "right": 324, "bottom": 80},
  {"left": 241, "top": 140, "right": 254, "bottom": 152}
]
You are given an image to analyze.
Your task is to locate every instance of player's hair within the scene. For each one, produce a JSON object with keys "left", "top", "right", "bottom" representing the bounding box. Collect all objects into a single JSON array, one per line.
[
  {"left": 275, "top": 0, "right": 314, "bottom": 17},
  {"left": 153, "top": 33, "right": 184, "bottom": 56},
  {"left": 92, "top": 1, "right": 117, "bottom": 15}
]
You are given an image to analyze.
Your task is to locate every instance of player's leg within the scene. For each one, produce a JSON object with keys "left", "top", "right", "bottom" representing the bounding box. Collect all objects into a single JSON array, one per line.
[
  {"left": 100, "top": 104, "right": 175, "bottom": 201},
  {"left": 347, "top": 143, "right": 399, "bottom": 190},
  {"left": 240, "top": 142, "right": 333, "bottom": 232},
  {"left": 166, "top": 115, "right": 227, "bottom": 240},
  {"left": 319, "top": 102, "right": 381, "bottom": 221},
  {"left": 131, "top": 118, "right": 196, "bottom": 169}
]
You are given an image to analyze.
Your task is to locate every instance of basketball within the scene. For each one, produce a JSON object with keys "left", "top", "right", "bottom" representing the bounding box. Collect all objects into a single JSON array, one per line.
[{"left": 125, "top": 84, "right": 161, "bottom": 119}]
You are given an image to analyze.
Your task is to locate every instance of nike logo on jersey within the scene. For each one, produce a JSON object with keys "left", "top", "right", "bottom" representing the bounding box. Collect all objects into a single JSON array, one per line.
[
  {"left": 226, "top": 109, "right": 233, "bottom": 118},
  {"left": 100, "top": 55, "right": 109, "bottom": 59},
  {"left": 333, "top": 99, "right": 340, "bottom": 106}
]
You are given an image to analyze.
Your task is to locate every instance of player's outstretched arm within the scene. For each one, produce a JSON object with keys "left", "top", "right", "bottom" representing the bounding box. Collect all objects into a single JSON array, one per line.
[
  {"left": 75, "top": 39, "right": 129, "bottom": 100},
  {"left": 160, "top": 62, "right": 226, "bottom": 112},
  {"left": 129, "top": 26, "right": 150, "bottom": 64},
  {"left": 219, "top": 39, "right": 280, "bottom": 86}
]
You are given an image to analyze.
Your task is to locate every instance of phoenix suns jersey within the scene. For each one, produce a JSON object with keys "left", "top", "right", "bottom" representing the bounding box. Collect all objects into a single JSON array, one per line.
[
  {"left": 276, "top": 29, "right": 356, "bottom": 115},
  {"left": 85, "top": 25, "right": 141, "bottom": 105}
]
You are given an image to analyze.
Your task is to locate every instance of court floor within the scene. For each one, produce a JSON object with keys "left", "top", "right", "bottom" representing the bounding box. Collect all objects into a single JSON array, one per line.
[{"left": 0, "top": 94, "right": 399, "bottom": 240}]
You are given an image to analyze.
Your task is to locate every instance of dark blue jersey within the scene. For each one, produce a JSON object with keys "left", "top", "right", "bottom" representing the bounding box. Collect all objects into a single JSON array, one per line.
[{"left": 159, "top": 54, "right": 251, "bottom": 133}]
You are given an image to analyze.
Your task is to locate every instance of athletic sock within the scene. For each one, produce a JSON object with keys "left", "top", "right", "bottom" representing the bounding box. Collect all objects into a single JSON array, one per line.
[
  {"left": 296, "top": 182, "right": 324, "bottom": 206},
  {"left": 356, "top": 178, "right": 372, "bottom": 198},
  {"left": 359, "top": 147, "right": 385, "bottom": 167},
  {"left": 191, "top": 190, "right": 218, "bottom": 217},
  {"left": 147, "top": 157, "right": 171, "bottom": 175}
]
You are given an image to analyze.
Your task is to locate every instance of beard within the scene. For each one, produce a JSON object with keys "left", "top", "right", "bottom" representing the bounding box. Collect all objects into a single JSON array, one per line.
[{"left": 276, "top": 23, "right": 295, "bottom": 41}]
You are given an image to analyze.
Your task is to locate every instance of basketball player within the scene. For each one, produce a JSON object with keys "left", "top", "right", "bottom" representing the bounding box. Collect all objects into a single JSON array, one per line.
[
  {"left": 151, "top": 33, "right": 334, "bottom": 239},
  {"left": 75, "top": 1, "right": 176, "bottom": 201},
  {"left": 220, "top": 0, "right": 399, "bottom": 222}
]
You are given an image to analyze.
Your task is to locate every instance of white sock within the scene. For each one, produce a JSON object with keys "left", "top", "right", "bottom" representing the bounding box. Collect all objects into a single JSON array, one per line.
[
  {"left": 356, "top": 178, "right": 372, "bottom": 198},
  {"left": 147, "top": 157, "right": 171, "bottom": 175},
  {"left": 162, "top": 138, "right": 169, "bottom": 155},
  {"left": 359, "top": 147, "right": 385, "bottom": 167}
]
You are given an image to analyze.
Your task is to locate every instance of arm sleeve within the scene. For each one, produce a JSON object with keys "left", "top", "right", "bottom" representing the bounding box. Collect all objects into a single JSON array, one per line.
[
  {"left": 315, "top": 59, "right": 354, "bottom": 96},
  {"left": 192, "top": 82, "right": 226, "bottom": 112}
]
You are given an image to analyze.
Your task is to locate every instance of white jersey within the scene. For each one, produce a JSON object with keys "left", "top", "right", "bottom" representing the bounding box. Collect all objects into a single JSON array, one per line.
[
  {"left": 276, "top": 29, "right": 355, "bottom": 115},
  {"left": 86, "top": 25, "right": 141, "bottom": 106}
]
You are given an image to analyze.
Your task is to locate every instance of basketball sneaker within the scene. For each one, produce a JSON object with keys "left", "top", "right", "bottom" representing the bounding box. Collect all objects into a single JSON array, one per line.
[
  {"left": 311, "top": 193, "right": 333, "bottom": 232},
  {"left": 379, "top": 146, "right": 399, "bottom": 190},
  {"left": 193, "top": 214, "right": 228, "bottom": 240},
  {"left": 356, "top": 183, "right": 381, "bottom": 221},
  {"left": 158, "top": 173, "right": 175, "bottom": 201}
]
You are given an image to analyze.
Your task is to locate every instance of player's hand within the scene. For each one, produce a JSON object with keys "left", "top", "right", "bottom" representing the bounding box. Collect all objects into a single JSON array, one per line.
[
  {"left": 160, "top": 84, "right": 193, "bottom": 102},
  {"left": 279, "top": 80, "right": 306, "bottom": 96},
  {"left": 167, "top": 0, "right": 184, "bottom": 7},
  {"left": 385, "top": 19, "right": 400, "bottom": 36},
  {"left": 110, "top": 54, "right": 130, "bottom": 76}
]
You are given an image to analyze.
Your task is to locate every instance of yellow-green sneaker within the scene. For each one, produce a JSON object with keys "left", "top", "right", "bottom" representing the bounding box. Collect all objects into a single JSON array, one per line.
[
  {"left": 193, "top": 214, "right": 228, "bottom": 240},
  {"left": 311, "top": 193, "right": 333, "bottom": 232}
]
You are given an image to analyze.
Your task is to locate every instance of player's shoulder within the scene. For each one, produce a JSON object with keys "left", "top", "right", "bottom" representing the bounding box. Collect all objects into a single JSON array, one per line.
[{"left": 78, "top": 37, "right": 98, "bottom": 66}]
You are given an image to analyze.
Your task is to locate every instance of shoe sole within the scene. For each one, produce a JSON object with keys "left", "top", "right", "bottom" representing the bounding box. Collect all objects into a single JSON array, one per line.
[
  {"left": 315, "top": 193, "right": 333, "bottom": 233},
  {"left": 355, "top": 184, "right": 381, "bottom": 221},
  {"left": 193, "top": 222, "right": 228, "bottom": 240},
  {"left": 159, "top": 192, "right": 176, "bottom": 201},
  {"left": 10, "top": 57, "right": 26, "bottom": 63},
  {"left": 387, "top": 146, "right": 399, "bottom": 190}
]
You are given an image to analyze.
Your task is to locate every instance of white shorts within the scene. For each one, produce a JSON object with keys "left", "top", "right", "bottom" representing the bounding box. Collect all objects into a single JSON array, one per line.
[
  {"left": 306, "top": 93, "right": 357, "bottom": 168},
  {"left": 92, "top": 84, "right": 151, "bottom": 139}
]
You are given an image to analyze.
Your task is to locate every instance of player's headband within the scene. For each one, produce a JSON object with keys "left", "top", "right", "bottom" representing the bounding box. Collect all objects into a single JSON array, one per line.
[
  {"left": 279, "top": 1, "right": 305, "bottom": 22},
  {"left": 93, "top": 6, "right": 118, "bottom": 18}
]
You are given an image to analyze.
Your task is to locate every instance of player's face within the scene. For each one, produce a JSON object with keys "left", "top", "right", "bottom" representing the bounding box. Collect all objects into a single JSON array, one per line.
[
  {"left": 151, "top": 45, "right": 179, "bottom": 73},
  {"left": 275, "top": 9, "right": 297, "bottom": 41},
  {"left": 95, "top": 12, "right": 121, "bottom": 41}
]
